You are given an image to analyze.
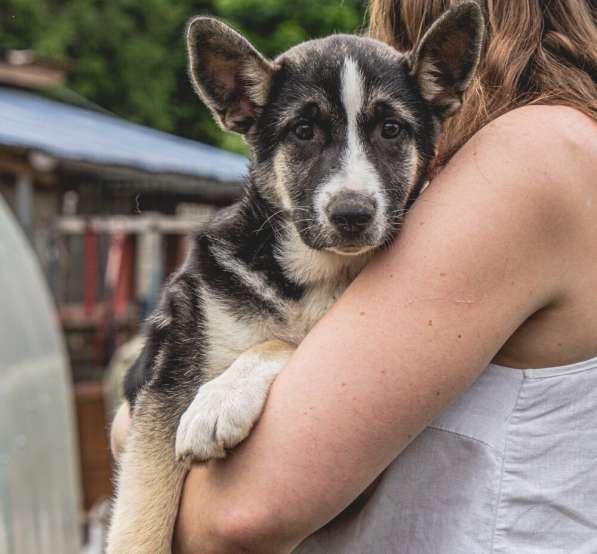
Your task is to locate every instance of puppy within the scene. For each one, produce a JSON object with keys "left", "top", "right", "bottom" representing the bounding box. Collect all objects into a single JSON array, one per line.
[{"left": 107, "top": 4, "right": 483, "bottom": 552}]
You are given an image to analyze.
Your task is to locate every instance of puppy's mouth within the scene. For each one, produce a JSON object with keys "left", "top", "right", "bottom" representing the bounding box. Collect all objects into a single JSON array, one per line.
[
  {"left": 294, "top": 218, "right": 386, "bottom": 255},
  {"left": 325, "top": 245, "right": 376, "bottom": 256}
]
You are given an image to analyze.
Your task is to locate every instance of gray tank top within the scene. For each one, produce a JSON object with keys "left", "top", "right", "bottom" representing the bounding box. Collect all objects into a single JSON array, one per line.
[{"left": 296, "top": 356, "right": 597, "bottom": 553}]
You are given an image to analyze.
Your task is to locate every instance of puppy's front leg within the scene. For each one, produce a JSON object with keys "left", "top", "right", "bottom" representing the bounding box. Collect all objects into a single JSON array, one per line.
[
  {"left": 176, "top": 340, "right": 295, "bottom": 463},
  {"left": 107, "top": 394, "right": 186, "bottom": 554}
]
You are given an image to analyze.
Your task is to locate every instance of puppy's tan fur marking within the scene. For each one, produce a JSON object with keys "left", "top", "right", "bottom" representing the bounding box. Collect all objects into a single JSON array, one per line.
[
  {"left": 249, "top": 339, "right": 296, "bottom": 358},
  {"left": 107, "top": 399, "right": 186, "bottom": 554}
]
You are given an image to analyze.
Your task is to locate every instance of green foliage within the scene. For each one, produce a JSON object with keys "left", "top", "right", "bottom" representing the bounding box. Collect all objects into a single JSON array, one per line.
[
  {"left": 1, "top": 0, "right": 366, "bottom": 153},
  {"left": 215, "top": 0, "right": 366, "bottom": 55}
]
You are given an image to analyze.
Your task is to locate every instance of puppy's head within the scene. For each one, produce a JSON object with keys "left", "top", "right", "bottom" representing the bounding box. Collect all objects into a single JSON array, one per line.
[{"left": 187, "top": 3, "right": 483, "bottom": 255}]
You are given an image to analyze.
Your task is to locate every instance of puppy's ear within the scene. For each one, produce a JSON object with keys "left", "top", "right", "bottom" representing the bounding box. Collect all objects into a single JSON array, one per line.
[
  {"left": 410, "top": 2, "right": 484, "bottom": 119},
  {"left": 186, "top": 17, "right": 275, "bottom": 134}
]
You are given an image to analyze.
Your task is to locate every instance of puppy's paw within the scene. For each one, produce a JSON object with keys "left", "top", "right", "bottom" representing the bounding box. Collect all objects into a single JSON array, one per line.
[
  {"left": 175, "top": 376, "right": 268, "bottom": 464},
  {"left": 176, "top": 340, "right": 295, "bottom": 464}
]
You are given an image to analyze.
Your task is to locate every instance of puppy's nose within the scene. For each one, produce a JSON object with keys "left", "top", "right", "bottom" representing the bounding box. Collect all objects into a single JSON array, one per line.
[{"left": 326, "top": 193, "right": 377, "bottom": 234}]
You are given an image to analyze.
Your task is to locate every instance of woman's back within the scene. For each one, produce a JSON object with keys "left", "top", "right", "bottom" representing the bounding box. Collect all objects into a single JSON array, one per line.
[{"left": 487, "top": 106, "right": 597, "bottom": 369}]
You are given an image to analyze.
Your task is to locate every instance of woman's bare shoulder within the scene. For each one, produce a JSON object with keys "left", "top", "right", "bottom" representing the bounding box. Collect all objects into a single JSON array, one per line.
[
  {"left": 429, "top": 105, "right": 596, "bottom": 223},
  {"left": 495, "top": 104, "right": 596, "bottom": 131},
  {"left": 411, "top": 105, "right": 596, "bottom": 293},
  {"left": 472, "top": 105, "right": 597, "bottom": 178}
]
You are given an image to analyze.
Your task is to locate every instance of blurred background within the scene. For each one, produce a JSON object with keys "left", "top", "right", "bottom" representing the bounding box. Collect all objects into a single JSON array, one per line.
[{"left": 0, "top": 1, "right": 366, "bottom": 552}]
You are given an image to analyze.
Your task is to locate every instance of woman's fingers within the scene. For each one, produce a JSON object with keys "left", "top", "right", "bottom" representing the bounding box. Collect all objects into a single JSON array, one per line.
[{"left": 110, "top": 401, "right": 132, "bottom": 461}]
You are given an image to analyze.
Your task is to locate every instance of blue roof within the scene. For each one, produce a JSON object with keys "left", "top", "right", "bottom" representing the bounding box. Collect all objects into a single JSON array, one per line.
[{"left": 0, "top": 87, "right": 249, "bottom": 183}]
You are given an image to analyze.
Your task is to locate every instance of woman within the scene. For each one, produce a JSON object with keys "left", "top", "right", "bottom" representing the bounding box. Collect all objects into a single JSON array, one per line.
[{"left": 112, "top": 1, "right": 597, "bottom": 552}]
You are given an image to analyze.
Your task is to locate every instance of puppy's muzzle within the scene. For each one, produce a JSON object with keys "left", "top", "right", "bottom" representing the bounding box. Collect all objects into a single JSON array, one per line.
[{"left": 326, "top": 192, "right": 377, "bottom": 237}]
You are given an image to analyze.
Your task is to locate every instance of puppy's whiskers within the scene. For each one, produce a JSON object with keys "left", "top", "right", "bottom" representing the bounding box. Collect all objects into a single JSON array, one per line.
[{"left": 255, "top": 209, "right": 286, "bottom": 234}]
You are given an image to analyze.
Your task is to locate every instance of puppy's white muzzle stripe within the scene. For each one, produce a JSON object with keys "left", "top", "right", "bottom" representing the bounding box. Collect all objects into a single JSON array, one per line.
[{"left": 315, "top": 57, "right": 387, "bottom": 242}]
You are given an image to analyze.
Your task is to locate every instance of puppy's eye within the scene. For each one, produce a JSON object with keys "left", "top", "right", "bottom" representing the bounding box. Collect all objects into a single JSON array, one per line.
[
  {"left": 293, "top": 121, "right": 314, "bottom": 141},
  {"left": 381, "top": 119, "right": 401, "bottom": 139}
]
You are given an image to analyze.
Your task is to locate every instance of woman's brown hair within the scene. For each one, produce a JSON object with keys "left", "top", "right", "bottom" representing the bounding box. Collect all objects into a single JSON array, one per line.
[{"left": 369, "top": 0, "right": 597, "bottom": 168}]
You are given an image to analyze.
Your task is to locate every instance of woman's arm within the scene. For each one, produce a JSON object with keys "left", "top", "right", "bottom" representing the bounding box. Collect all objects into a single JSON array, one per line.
[{"left": 172, "top": 107, "right": 583, "bottom": 553}]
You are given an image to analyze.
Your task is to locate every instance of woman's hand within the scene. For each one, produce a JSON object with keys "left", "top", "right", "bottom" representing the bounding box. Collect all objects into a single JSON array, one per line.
[{"left": 110, "top": 401, "right": 132, "bottom": 462}]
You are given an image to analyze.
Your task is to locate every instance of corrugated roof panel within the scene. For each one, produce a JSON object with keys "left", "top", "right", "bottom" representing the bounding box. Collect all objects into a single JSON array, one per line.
[{"left": 0, "top": 88, "right": 249, "bottom": 183}]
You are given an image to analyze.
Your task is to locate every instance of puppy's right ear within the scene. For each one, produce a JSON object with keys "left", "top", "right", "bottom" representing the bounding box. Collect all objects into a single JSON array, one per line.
[{"left": 186, "top": 17, "right": 275, "bottom": 134}]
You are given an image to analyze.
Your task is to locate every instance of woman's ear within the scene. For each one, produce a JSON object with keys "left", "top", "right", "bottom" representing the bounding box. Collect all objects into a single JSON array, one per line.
[
  {"left": 410, "top": 2, "right": 484, "bottom": 119},
  {"left": 186, "top": 17, "right": 275, "bottom": 134}
]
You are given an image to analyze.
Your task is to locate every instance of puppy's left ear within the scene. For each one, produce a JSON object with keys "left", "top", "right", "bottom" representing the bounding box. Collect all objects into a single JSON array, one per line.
[
  {"left": 410, "top": 2, "right": 484, "bottom": 119},
  {"left": 186, "top": 17, "right": 275, "bottom": 134}
]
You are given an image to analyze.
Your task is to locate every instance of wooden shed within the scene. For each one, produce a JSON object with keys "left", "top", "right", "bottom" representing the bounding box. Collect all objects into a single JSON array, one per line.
[
  {"left": 0, "top": 85, "right": 248, "bottom": 378},
  {"left": 0, "top": 73, "right": 248, "bottom": 518}
]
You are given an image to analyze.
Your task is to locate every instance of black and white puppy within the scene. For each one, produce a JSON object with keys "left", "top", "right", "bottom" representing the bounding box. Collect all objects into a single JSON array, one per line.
[{"left": 107, "top": 4, "right": 483, "bottom": 552}]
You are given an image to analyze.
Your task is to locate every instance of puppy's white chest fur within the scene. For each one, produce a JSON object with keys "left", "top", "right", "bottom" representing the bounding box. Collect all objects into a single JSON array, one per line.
[
  {"left": 280, "top": 280, "right": 346, "bottom": 343},
  {"left": 275, "top": 234, "right": 369, "bottom": 343},
  {"left": 202, "top": 280, "right": 344, "bottom": 380},
  {"left": 203, "top": 240, "right": 369, "bottom": 380}
]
